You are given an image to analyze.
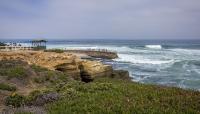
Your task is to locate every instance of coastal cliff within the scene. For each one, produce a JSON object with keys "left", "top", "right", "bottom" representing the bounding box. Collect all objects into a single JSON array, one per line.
[
  {"left": 0, "top": 51, "right": 200, "bottom": 114},
  {"left": 0, "top": 51, "right": 129, "bottom": 113},
  {"left": 0, "top": 51, "right": 128, "bottom": 82}
]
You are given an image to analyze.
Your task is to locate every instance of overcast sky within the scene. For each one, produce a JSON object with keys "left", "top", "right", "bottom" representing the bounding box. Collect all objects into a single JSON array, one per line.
[{"left": 0, "top": 0, "right": 200, "bottom": 40}]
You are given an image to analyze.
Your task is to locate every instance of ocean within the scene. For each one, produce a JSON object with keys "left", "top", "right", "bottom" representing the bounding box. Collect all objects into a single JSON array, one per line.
[{"left": 2, "top": 39, "right": 200, "bottom": 90}]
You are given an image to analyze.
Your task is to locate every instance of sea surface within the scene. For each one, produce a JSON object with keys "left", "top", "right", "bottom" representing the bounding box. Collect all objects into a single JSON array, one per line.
[{"left": 2, "top": 39, "right": 200, "bottom": 90}]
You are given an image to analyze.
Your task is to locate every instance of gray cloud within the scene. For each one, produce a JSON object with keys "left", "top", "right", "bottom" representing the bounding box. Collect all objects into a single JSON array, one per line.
[{"left": 0, "top": 0, "right": 200, "bottom": 39}]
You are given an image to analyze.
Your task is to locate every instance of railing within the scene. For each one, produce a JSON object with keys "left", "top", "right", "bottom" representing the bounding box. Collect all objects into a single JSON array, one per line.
[
  {"left": 0, "top": 46, "right": 117, "bottom": 54},
  {"left": 50, "top": 48, "right": 117, "bottom": 53}
]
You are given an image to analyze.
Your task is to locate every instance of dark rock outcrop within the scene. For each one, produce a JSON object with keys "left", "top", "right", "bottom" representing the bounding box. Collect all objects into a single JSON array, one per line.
[
  {"left": 32, "top": 92, "right": 60, "bottom": 106},
  {"left": 65, "top": 50, "right": 118, "bottom": 59},
  {"left": 2, "top": 106, "right": 46, "bottom": 114},
  {"left": 111, "top": 70, "right": 131, "bottom": 80}
]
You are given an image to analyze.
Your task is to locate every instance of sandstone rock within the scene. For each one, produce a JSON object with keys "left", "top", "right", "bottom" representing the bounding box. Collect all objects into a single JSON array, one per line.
[
  {"left": 55, "top": 63, "right": 81, "bottom": 80},
  {"left": 0, "top": 51, "right": 77, "bottom": 70},
  {"left": 0, "top": 51, "right": 129, "bottom": 82},
  {"left": 79, "top": 61, "right": 113, "bottom": 82}
]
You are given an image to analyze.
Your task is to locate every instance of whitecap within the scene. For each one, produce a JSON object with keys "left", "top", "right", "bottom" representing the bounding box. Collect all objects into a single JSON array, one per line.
[
  {"left": 115, "top": 54, "right": 174, "bottom": 65},
  {"left": 169, "top": 48, "right": 200, "bottom": 55},
  {"left": 145, "top": 45, "right": 162, "bottom": 49},
  {"left": 48, "top": 44, "right": 137, "bottom": 53}
]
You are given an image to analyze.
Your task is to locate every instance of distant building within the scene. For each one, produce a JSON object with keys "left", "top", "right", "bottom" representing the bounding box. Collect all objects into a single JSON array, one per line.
[{"left": 31, "top": 39, "right": 47, "bottom": 50}]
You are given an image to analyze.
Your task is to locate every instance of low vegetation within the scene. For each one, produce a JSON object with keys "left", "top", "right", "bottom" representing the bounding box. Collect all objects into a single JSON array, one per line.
[
  {"left": 5, "top": 90, "right": 45, "bottom": 108},
  {"left": 44, "top": 49, "right": 64, "bottom": 53},
  {"left": 31, "top": 64, "right": 48, "bottom": 72},
  {"left": 0, "top": 83, "right": 16, "bottom": 91},
  {"left": 15, "top": 112, "right": 33, "bottom": 114},
  {"left": 0, "top": 60, "right": 28, "bottom": 79},
  {"left": 5, "top": 93, "right": 26, "bottom": 107},
  {"left": 0, "top": 60, "right": 200, "bottom": 114},
  {"left": 6, "top": 66, "right": 27, "bottom": 79},
  {"left": 46, "top": 78, "right": 200, "bottom": 114}
]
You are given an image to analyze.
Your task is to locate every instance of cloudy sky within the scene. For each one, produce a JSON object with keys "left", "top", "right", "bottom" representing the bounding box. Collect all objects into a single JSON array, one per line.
[{"left": 0, "top": 0, "right": 200, "bottom": 39}]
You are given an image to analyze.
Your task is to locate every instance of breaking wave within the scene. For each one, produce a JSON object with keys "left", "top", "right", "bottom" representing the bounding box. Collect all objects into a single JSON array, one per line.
[
  {"left": 115, "top": 54, "right": 174, "bottom": 65},
  {"left": 145, "top": 45, "right": 162, "bottom": 49},
  {"left": 16, "top": 39, "right": 200, "bottom": 90}
]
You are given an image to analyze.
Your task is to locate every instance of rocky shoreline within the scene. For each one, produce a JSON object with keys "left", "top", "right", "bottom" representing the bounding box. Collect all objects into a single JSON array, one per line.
[
  {"left": 0, "top": 50, "right": 130, "bottom": 113},
  {"left": 0, "top": 51, "right": 130, "bottom": 82},
  {"left": 0, "top": 51, "right": 200, "bottom": 114}
]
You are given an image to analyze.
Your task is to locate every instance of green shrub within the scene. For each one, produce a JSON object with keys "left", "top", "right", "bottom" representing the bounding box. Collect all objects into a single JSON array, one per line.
[
  {"left": 33, "top": 78, "right": 43, "bottom": 83},
  {"left": 25, "top": 90, "right": 42, "bottom": 104},
  {"left": 47, "top": 78, "right": 200, "bottom": 114},
  {"left": 15, "top": 112, "right": 33, "bottom": 114},
  {"left": 33, "top": 73, "right": 55, "bottom": 84},
  {"left": 34, "top": 71, "right": 69, "bottom": 84},
  {"left": 6, "top": 66, "right": 27, "bottom": 79},
  {"left": 5, "top": 93, "right": 26, "bottom": 107},
  {"left": 31, "top": 64, "right": 48, "bottom": 72},
  {"left": 0, "top": 83, "right": 16, "bottom": 91}
]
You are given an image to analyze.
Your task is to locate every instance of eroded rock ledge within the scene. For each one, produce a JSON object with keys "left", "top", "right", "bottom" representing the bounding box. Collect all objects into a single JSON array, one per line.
[{"left": 0, "top": 51, "right": 129, "bottom": 82}]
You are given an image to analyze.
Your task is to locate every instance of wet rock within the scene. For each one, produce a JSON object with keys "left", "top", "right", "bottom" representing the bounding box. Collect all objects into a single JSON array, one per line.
[{"left": 65, "top": 50, "right": 118, "bottom": 59}]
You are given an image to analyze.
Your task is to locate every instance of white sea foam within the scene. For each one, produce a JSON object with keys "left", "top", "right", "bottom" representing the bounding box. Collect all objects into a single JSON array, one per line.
[
  {"left": 49, "top": 44, "right": 174, "bottom": 65},
  {"left": 145, "top": 45, "right": 162, "bottom": 49},
  {"left": 48, "top": 44, "right": 136, "bottom": 53},
  {"left": 169, "top": 48, "right": 200, "bottom": 55},
  {"left": 47, "top": 44, "right": 99, "bottom": 50},
  {"left": 115, "top": 54, "right": 174, "bottom": 65},
  {"left": 42, "top": 41, "right": 200, "bottom": 90}
]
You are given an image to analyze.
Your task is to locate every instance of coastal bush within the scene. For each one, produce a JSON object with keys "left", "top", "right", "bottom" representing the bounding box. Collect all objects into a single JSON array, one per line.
[
  {"left": 25, "top": 90, "right": 42, "bottom": 104},
  {"left": 0, "top": 67, "right": 27, "bottom": 79},
  {"left": 0, "top": 60, "right": 28, "bottom": 79},
  {"left": 6, "top": 90, "right": 47, "bottom": 107},
  {"left": 44, "top": 49, "right": 64, "bottom": 53},
  {"left": 1, "top": 60, "right": 200, "bottom": 114},
  {"left": 33, "top": 78, "right": 43, "bottom": 83},
  {"left": 33, "top": 74, "right": 52, "bottom": 83},
  {"left": 46, "top": 78, "right": 200, "bottom": 114},
  {"left": 6, "top": 66, "right": 27, "bottom": 79},
  {"left": 0, "top": 83, "right": 16, "bottom": 91},
  {"left": 5, "top": 93, "right": 26, "bottom": 107},
  {"left": 15, "top": 112, "right": 33, "bottom": 114},
  {"left": 33, "top": 70, "right": 69, "bottom": 84},
  {"left": 31, "top": 64, "right": 48, "bottom": 72}
]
